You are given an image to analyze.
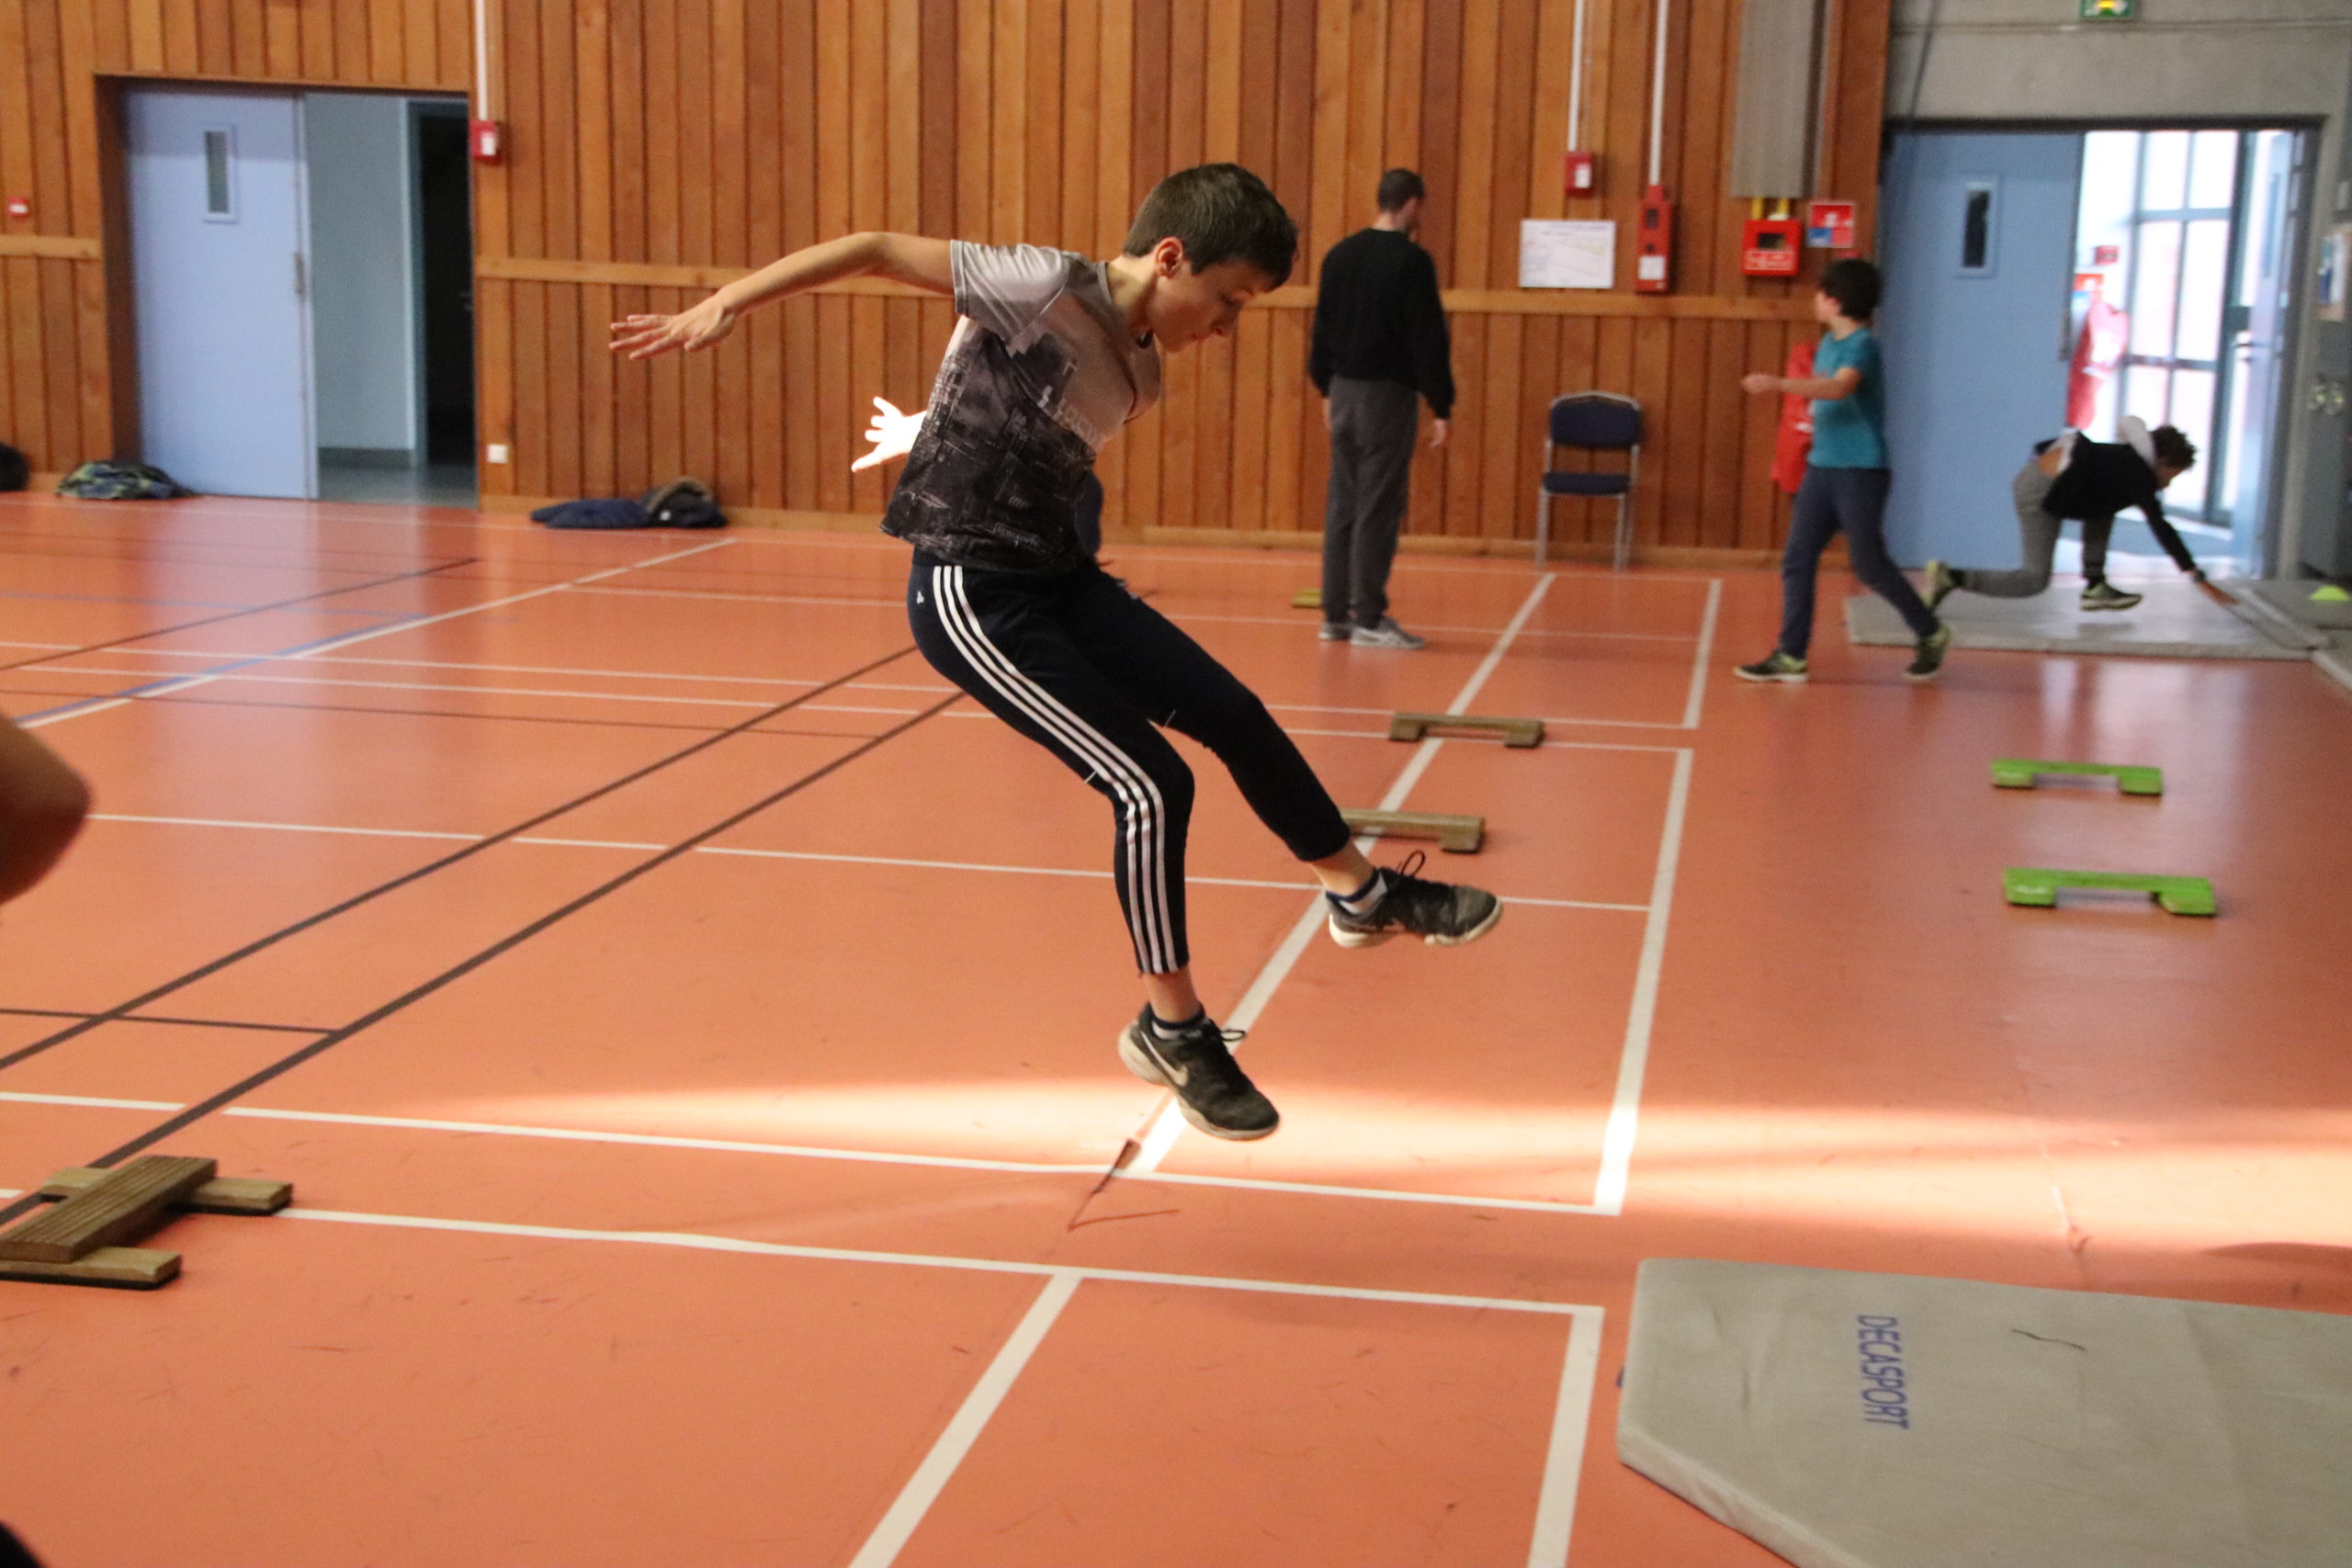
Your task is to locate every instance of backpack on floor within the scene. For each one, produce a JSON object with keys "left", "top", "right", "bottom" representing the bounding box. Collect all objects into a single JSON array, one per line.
[
  {"left": 639, "top": 477, "right": 726, "bottom": 528},
  {"left": 0, "top": 444, "right": 27, "bottom": 492},
  {"left": 55, "top": 459, "right": 193, "bottom": 500}
]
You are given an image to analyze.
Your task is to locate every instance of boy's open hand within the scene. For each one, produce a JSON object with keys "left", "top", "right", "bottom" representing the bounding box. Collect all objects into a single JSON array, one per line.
[
  {"left": 610, "top": 296, "right": 739, "bottom": 359},
  {"left": 851, "top": 397, "right": 925, "bottom": 472}
]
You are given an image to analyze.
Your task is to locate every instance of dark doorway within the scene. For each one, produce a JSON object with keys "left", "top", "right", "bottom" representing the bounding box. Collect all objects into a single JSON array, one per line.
[{"left": 413, "top": 103, "right": 476, "bottom": 477}]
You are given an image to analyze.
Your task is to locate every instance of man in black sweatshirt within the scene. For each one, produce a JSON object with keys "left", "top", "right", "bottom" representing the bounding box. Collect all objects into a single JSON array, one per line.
[
  {"left": 1927, "top": 418, "right": 2202, "bottom": 613},
  {"left": 1309, "top": 169, "right": 1456, "bottom": 649}
]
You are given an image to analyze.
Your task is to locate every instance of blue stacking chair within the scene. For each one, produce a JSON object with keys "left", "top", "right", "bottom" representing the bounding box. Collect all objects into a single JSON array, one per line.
[{"left": 1537, "top": 392, "right": 1643, "bottom": 570}]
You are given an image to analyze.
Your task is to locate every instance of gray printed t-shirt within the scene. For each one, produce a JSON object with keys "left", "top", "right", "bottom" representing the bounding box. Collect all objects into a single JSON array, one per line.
[{"left": 880, "top": 242, "right": 1161, "bottom": 574}]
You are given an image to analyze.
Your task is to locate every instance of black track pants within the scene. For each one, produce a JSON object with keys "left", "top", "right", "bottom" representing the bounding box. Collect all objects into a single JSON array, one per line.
[{"left": 908, "top": 551, "right": 1354, "bottom": 975}]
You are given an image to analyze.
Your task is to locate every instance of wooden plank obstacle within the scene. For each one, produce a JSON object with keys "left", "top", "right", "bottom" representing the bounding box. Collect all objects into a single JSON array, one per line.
[{"left": 0, "top": 1156, "right": 293, "bottom": 1290}]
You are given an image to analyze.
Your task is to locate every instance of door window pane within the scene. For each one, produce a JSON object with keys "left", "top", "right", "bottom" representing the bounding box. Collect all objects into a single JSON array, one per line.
[
  {"left": 2130, "top": 220, "right": 2181, "bottom": 356},
  {"left": 2141, "top": 131, "right": 2190, "bottom": 210},
  {"left": 202, "top": 128, "right": 233, "bottom": 220},
  {"left": 2123, "top": 365, "right": 2171, "bottom": 430},
  {"left": 2175, "top": 220, "right": 2232, "bottom": 361},
  {"left": 2188, "top": 130, "right": 2239, "bottom": 210},
  {"left": 2165, "top": 370, "right": 2216, "bottom": 514}
]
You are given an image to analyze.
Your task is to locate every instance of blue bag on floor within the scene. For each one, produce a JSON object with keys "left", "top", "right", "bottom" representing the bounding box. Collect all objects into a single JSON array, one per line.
[{"left": 531, "top": 497, "right": 650, "bottom": 529}]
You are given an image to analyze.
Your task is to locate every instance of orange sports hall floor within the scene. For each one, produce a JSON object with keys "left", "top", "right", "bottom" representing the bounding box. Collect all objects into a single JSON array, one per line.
[{"left": 0, "top": 491, "right": 2346, "bottom": 1568}]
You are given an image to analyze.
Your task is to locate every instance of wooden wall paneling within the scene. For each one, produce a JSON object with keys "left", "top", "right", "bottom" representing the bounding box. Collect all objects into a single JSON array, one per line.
[
  {"left": 1269, "top": 0, "right": 1312, "bottom": 237},
  {"left": 0, "top": 2, "right": 40, "bottom": 256},
  {"left": 577, "top": 0, "right": 616, "bottom": 498},
  {"left": 470, "top": 0, "right": 509, "bottom": 489},
  {"left": 22, "top": 0, "right": 70, "bottom": 240},
  {"left": 0, "top": 263, "right": 17, "bottom": 461},
  {"left": 1440, "top": 316, "right": 1484, "bottom": 536},
  {"left": 510, "top": 278, "right": 547, "bottom": 496},
  {"left": 5, "top": 260, "right": 47, "bottom": 464},
  {"left": 1227, "top": 308, "right": 1269, "bottom": 532},
  {"left": 262, "top": 0, "right": 298, "bottom": 73},
  {"left": 1452, "top": 0, "right": 1497, "bottom": 288},
  {"left": 294, "top": 0, "right": 330, "bottom": 76},
  {"left": 1735, "top": 317, "right": 1780, "bottom": 549},
  {"left": 1628, "top": 317, "right": 1670, "bottom": 545},
  {"left": 1128, "top": 0, "right": 1169, "bottom": 225},
  {"left": 1660, "top": 317, "right": 1708, "bottom": 544},
  {"left": 1195, "top": 0, "right": 1242, "bottom": 528},
  {"left": 1165, "top": 0, "right": 1204, "bottom": 174},
  {"left": 811, "top": 0, "right": 850, "bottom": 509},
  {"left": 1675, "top": 0, "right": 1725, "bottom": 295},
  {"left": 1235, "top": 0, "right": 1275, "bottom": 179},
  {"left": 438, "top": 0, "right": 469, "bottom": 88},
  {"left": 636, "top": 0, "right": 674, "bottom": 262},
  {"left": 989, "top": 0, "right": 1026, "bottom": 241},
  {"left": 539, "top": 0, "right": 582, "bottom": 498},
  {"left": 226, "top": 0, "right": 262, "bottom": 76},
  {"left": 503, "top": 0, "right": 541, "bottom": 258},
  {"left": 160, "top": 0, "right": 195, "bottom": 75},
  {"left": 1414, "top": 0, "right": 1459, "bottom": 285},
  {"left": 1304, "top": 0, "right": 1344, "bottom": 272},
  {"left": 885, "top": 0, "right": 923, "bottom": 508},
  {"left": 1477, "top": 311, "right": 1522, "bottom": 540},
  {"left": 1513, "top": 311, "right": 1559, "bottom": 546},
  {"left": 1027, "top": 0, "right": 1063, "bottom": 242},
  {"left": 124, "top": 0, "right": 164, "bottom": 72},
  {"left": 36, "top": 259, "right": 81, "bottom": 468},
  {"left": 1487, "top": 0, "right": 1537, "bottom": 301},
  {"left": 363, "top": 0, "right": 397, "bottom": 82},
  {"left": 608, "top": 0, "right": 645, "bottom": 258},
  {"left": 846, "top": 1, "right": 888, "bottom": 513},
  {"left": 920, "top": 0, "right": 958, "bottom": 238},
  {"left": 956, "top": 0, "right": 991, "bottom": 238},
  {"left": 779, "top": 0, "right": 817, "bottom": 509},
  {"left": 674, "top": 0, "right": 711, "bottom": 264},
  {"left": 192, "top": 0, "right": 226, "bottom": 74},
  {"left": 1096, "top": 0, "right": 1132, "bottom": 256},
  {"left": 1260, "top": 308, "right": 1300, "bottom": 534},
  {"left": 1699, "top": 316, "right": 1746, "bottom": 549},
  {"left": 1526, "top": 0, "right": 1570, "bottom": 224},
  {"left": 744, "top": 0, "right": 785, "bottom": 505},
  {"left": 1341, "top": 0, "right": 1384, "bottom": 231},
  {"left": 1831, "top": 0, "right": 1888, "bottom": 249},
  {"left": 1604, "top": 0, "right": 1649, "bottom": 285},
  {"left": 61, "top": 3, "right": 113, "bottom": 457},
  {"left": 1062, "top": 0, "right": 1099, "bottom": 247},
  {"left": 1204, "top": 0, "right": 1239, "bottom": 167},
  {"left": 1383, "top": 0, "right": 1422, "bottom": 179},
  {"left": 1291, "top": 341, "right": 1328, "bottom": 536},
  {"left": 401, "top": 0, "right": 435, "bottom": 83}
]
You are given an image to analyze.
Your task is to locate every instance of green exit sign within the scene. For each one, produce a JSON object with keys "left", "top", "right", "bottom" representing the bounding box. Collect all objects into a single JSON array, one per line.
[{"left": 2080, "top": 0, "right": 2136, "bottom": 17}]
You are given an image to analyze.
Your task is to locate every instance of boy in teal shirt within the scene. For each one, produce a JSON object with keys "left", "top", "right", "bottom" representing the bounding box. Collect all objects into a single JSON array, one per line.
[{"left": 1735, "top": 259, "right": 1950, "bottom": 682}]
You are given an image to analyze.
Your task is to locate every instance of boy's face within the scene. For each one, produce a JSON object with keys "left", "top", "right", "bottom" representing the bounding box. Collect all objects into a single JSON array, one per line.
[
  {"left": 1143, "top": 239, "right": 1274, "bottom": 351},
  {"left": 1812, "top": 288, "right": 1842, "bottom": 325},
  {"left": 2154, "top": 459, "right": 2188, "bottom": 489}
]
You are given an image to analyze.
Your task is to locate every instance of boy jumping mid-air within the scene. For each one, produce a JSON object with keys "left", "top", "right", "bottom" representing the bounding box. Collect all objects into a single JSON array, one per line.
[{"left": 613, "top": 164, "right": 1501, "bottom": 1141}]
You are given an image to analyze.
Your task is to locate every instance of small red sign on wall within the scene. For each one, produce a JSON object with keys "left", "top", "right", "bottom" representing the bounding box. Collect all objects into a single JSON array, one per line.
[{"left": 1805, "top": 200, "right": 1857, "bottom": 251}]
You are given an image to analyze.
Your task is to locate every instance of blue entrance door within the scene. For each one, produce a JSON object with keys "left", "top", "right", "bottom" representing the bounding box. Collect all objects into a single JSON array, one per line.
[
  {"left": 125, "top": 87, "right": 316, "bottom": 499},
  {"left": 1879, "top": 131, "right": 2081, "bottom": 568}
]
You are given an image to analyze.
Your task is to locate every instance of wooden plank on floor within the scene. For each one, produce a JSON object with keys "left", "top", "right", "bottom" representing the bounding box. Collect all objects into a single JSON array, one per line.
[{"left": 0, "top": 1156, "right": 215, "bottom": 1264}]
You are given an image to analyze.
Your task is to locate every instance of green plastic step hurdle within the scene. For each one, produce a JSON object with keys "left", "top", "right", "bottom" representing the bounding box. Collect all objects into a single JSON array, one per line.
[
  {"left": 1991, "top": 759, "right": 2163, "bottom": 795},
  {"left": 2003, "top": 867, "right": 2215, "bottom": 916},
  {"left": 1292, "top": 589, "right": 1322, "bottom": 610}
]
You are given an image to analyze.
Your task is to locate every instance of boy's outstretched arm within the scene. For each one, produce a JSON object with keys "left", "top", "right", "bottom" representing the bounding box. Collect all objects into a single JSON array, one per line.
[{"left": 611, "top": 233, "right": 954, "bottom": 360}]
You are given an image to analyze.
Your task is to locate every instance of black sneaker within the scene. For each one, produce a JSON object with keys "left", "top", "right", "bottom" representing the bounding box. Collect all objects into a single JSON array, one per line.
[
  {"left": 1326, "top": 852, "right": 1503, "bottom": 949},
  {"left": 2080, "top": 581, "right": 2143, "bottom": 611},
  {"left": 1116, "top": 1009, "right": 1278, "bottom": 1140},
  {"left": 1734, "top": 650, "right": 1809, "bottom": 682},
  {"left": 1905, "top": 622, "right": 1953, "bottom": 682}
]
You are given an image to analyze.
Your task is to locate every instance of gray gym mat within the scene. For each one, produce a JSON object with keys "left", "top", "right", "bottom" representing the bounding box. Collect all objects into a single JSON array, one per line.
[
  {"left": 1620, "top": 1258, "right": 2352, "bottom": 1568},
  {"left": 1845, "top": 581, "right": 2307, "bottom": 659}
]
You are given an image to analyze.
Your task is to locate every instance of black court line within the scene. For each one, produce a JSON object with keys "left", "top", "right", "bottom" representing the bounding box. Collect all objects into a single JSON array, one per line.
[
  {"left": 0, "top": 643, "right": 925, "bottom": 1077},
  {"left": 0, "top": 1007, "right": 329, "bottom": 1036},
  {"left": 0, "top": 558, "right": 481, "bottom": 673},
  {"left": 0, "top": 690, "right": 964, "bottom": 1221}
]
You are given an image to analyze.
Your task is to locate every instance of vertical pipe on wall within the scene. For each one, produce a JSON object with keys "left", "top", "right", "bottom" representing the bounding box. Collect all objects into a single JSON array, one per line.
[
  {"left": 1647, "top": 0, "right": 1669, "bottom": 187},
  {"left": 1567, "top": 0, "right": 1589, "bottom": 152},
  {"left": 472, "top": 0, "right": 494, "bottom": 119}
]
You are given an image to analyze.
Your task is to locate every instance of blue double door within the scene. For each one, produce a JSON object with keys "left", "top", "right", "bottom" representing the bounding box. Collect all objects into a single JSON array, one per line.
[{"left": 1878, "top": 131, "right": 2082, "bottom": 571}]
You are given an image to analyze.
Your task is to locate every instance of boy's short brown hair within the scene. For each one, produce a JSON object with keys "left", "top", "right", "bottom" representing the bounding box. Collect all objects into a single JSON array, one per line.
[{"left": 1124, "top": 164, "right": 1298, "bottom": 288}]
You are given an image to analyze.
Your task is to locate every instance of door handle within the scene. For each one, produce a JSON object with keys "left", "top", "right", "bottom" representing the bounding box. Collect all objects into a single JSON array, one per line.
[{"left": 292, "top": 251, "right": 306, "bottom": 299}]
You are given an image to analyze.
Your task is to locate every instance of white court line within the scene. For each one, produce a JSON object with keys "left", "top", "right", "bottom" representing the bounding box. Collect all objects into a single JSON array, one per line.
[
  {"left": 1588, "top": 747, "right": 1690, "bottom": 1215},
  {"left": 0, "top": 1089, "right": 180, "bottom": 1111},
  {"left": 844, "top": 1273, "right": 1081, "bottom": 1568},
  {"left": 1170, "top": 610, "right": 1697, "bottom": 641},
  {"left": 17, "top": 537, "right": 739, "bottom": 730},
  {"left": 1679, "top": 578, "right": 1722, "bottom": 730},
  {"left": 41, "top": 667, "right": 785, "bottom": 711},
  {"left": 1126, "top": 572, "right": 1561, "bottom": 1178},
  {"left": 1528, "top": 1305, "right": 1608, "bottom": 1568},
  {"left": 71, "top": 814, "right": 1653, "bottom": 913},
  {"left": 570, "top": 584, "right": 904, "bottom": 608}
]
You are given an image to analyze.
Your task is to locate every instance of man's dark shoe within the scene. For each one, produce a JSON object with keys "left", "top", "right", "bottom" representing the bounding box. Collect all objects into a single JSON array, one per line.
[
  {"left": 2080, "top": 581, "right": 2143, "bottom": 611},
  {"left": 1905, "top": 621, "right": 1954, "bottom": 682},
  {"left": 1117, "top": 1009, "right": 1278, "bottom": 1140},
  {"left": 1327, "top": 852, "right": 1503, "bottom": 949},
  {"left": 1735, "top": 650, "right": 1809, "bottom": 682}
]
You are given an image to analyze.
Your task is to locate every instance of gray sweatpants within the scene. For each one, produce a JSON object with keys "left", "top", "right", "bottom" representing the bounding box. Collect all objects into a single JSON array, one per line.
[
  {"left": 1321, "top": 378, "right": 1421, "bottom": 627},
  {"left": 1962, "top": 457, "right": 2115, "bottom": 598}
]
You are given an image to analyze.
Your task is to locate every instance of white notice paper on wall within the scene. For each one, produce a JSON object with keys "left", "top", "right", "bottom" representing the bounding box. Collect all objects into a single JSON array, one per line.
[{"left": 1519, "top": 220, "right": 1617, "bottom": 289}]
